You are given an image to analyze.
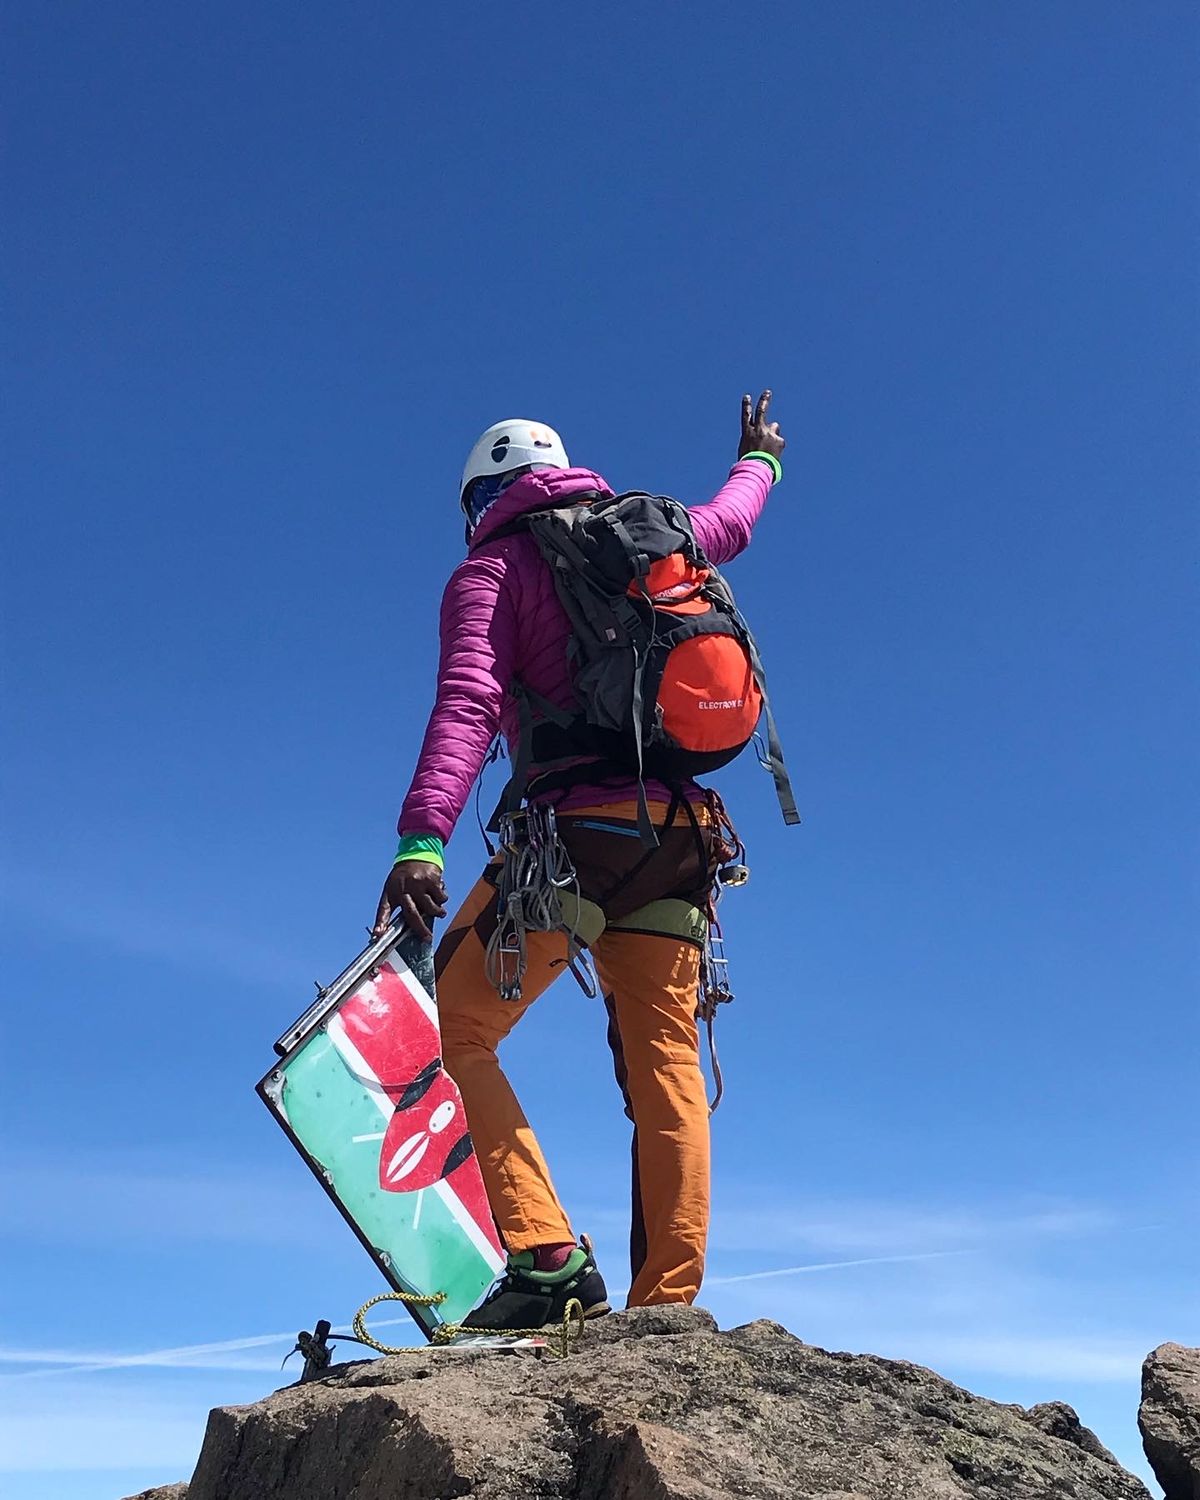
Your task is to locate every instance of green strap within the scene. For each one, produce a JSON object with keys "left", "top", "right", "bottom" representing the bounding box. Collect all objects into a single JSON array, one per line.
[
  {"left": 607, "top": 898, "right": 709, "bottom": 946},
  {"left": 740, "top": 451, "right": 783, "bottom": 484},
  {"left": 394, "top": 833, "right": 445, "bottom": 870}
]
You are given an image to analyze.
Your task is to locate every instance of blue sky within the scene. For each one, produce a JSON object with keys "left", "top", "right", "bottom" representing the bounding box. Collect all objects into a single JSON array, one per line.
[{"left": 2, "top": 3, "right": 1196, "bottom": 1495}]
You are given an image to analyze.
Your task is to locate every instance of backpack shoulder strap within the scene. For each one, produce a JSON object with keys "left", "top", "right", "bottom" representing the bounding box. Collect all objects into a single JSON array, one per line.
[
  {"left": 487, "top": 680, "right": 577, "bottom": 832},
  {"left": 756, "top": 676, "right": 800, "bottom": 827},
  {"left": 704, "top": 563, "right": 801, "bottom": 828}
]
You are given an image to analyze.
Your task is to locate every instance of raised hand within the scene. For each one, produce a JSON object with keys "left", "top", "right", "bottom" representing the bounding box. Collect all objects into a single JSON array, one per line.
[{"left": 738, "top": 389, "right": 785, "bottom": 462}]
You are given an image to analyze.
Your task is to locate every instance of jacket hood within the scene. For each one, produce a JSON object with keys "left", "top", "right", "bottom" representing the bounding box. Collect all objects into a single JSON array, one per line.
[{"left": 469, "top": 467, "right": 614, "bottom": 550}]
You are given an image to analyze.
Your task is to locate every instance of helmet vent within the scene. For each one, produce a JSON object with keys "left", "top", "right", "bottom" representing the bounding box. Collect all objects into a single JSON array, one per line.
[{"left": 490, "top": 436, "right": 511, "bottom": 464}]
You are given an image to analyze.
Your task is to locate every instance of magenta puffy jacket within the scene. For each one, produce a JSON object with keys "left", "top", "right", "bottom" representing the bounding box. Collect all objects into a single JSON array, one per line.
[{"left": 398, "top": 461, "right": 776, "bottom": 844}]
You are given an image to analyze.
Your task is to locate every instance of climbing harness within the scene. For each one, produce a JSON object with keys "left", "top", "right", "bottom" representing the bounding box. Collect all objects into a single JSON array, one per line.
[
  {"left": 476, "top": 725, "right": 754, "bottom": 1107},
  {"left": 484, "top": 801, "right": 597, "bottom": 1003}
]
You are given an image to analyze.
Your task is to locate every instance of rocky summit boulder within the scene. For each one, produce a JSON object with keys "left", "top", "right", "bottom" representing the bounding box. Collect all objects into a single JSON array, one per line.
[
  {"left": 125, "top": 1307, "right": 1152, "bottom": 1500},
  {"left": 1140, "top": 1342, "right": 1200, "bottom": 1500}
]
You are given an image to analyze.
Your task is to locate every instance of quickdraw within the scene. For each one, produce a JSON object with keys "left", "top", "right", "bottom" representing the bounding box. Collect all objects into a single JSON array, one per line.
[{"left": 484, "top": 802, "right": 597, "bottom": 1003}]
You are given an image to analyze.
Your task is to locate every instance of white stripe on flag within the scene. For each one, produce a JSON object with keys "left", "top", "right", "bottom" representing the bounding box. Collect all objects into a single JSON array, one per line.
[
  {"left": 381, "top": 949, "right": 439, "bottom": 1027},
  {"left": 327, "top": 1014, "right": 504, "bottom": 1273},
  {"left": 433, "top": 1179, "right": 505, "bottom": 1273},
  {"left": 327, "top": 1014, "right": 394, "bottom": 1118}
]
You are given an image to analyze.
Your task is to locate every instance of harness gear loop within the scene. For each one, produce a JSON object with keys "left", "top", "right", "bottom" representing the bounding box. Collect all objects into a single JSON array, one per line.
[{"left": 351, "top": 1289, "right": 585, "bottom": 1359}]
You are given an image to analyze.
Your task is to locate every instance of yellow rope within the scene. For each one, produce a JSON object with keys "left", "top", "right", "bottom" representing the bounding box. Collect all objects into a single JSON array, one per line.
[{"left": 352, "top": 1290, "right": 586, "bottom": 1359}]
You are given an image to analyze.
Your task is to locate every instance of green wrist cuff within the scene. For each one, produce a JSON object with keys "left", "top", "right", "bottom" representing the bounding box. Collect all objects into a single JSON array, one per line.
[
  {"left": 394, "top": 834, "right": 445, "bottom": 870},
  {"left": 740, "top": 451, "right": 783, "bottom": 484}
]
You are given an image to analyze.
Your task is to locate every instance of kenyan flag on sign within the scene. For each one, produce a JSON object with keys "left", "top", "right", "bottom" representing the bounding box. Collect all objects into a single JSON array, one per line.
[{"left": 264, "top": 935, "right": 504, "bottom": 1335}]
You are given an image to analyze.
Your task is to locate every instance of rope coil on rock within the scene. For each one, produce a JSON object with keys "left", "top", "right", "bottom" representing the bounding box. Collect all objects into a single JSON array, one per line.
[{"left": 352, "top": 1289, "right": 586, "bottom": 1359}]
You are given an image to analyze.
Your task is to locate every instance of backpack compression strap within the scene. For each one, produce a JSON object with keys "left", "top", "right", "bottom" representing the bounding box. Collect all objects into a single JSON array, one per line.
[
  {"left": 625, "top": 632, "right": 660, "bottom": 846},
  {"left": 698, "top": 562, "right": 800, "bottom": 830},
  {"left": 743, "top": 630, "right": 800, "bottom": 826}
]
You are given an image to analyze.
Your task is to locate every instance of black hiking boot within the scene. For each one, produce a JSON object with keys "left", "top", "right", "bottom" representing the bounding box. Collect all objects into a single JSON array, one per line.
[{"left": 462, "top": 1238, "right": 610, "bottom": 1333}]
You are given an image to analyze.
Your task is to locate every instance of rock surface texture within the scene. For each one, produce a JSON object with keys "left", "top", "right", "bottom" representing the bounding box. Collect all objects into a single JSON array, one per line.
[
  {"left": 1140, "top": 1342, "right": 1200, "bottom": 1500},
  {"left": 125, "top": 1307, "right": 1154, "bottom": 1500}
]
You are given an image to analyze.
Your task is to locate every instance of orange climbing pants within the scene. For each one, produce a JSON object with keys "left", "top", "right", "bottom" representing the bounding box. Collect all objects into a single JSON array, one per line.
[{"left": 434, "top": 799, "right": 716, "bottom": 1307}]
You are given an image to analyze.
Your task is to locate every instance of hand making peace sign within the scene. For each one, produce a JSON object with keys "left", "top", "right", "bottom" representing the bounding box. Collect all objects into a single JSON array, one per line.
[{"left": 738, "top": 389, "right": 785, "bottom": 462}]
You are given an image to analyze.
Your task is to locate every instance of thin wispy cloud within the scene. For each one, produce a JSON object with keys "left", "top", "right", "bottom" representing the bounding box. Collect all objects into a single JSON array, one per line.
[
  {"left": 2, "top": 1253, "right": 981, "bottom": 1381},
  {"left": 4, "top": 1205, "right": 1129, "bottom": 1383},
  {"left": 0, "top": 1203, "right": 1184, "bottom": 1500},
  {"left": 705, "top": 1248, "right": 972, "bottom": 1285},
  {"left": 1, "top": 1185, "right": 1151, "bottom": 1371},
  {"left": 704, "top": 1198, "right": 1122, "bottom": 1258},
  {"left": 0, "top": 1337, "right": 292, "bottom": 1379},
  {"left": 893, "top": 1334, "right": 1150, "bottom": 1384},
  {"left": 0, "top": 861, "right": 318, "bottom": 991},
  {"left": 706, "top": 1230, "right": 1193, "bottom": 1390},
  {"left": 0, "top": 1157, "right": 329, "bottom": 1251},
  {"left": 0, "top": 1314, "right": 422, "bottom": 1380},
  {"left": 604, "top": 1247, "right": 976, "bottom": 1299}
]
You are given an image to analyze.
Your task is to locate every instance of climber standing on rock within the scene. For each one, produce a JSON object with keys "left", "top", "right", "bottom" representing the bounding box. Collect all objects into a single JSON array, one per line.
[{"left": 372, "top": 392, "right": 795, "bottom": 1333}]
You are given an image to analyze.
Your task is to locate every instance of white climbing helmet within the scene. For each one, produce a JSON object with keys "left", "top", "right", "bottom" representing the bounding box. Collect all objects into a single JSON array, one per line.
[{"left": 459, "top": 419, "right": 570, "bottom": 502}]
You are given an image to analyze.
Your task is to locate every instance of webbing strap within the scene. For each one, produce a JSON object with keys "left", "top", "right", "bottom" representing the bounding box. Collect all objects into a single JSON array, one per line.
[
  {"left": 517, "top": 681, "right": 576, "bottom": 731},
  {"left": 660, "top": 497, "right": 702, "bottom": 562},
  {"left": 744, "top": 633, "right": 800, "bottom": 826},
  {"left": 540, "top": 528, "right": 593, "bottom": 576},
  {"left": 488, "top": 682, "right": 581, "bottom": 833},
  {"left": 627, "top": 643, "right": 659, "bottom": 847},
  {"left": 488, "top": 691, "right": 531, "bottom": 830},
  {"left": 590, "top": 790, "right": 681, "bottom": 907},
  {"left": 474, "top": 736, "right": 504, "bottom": 856},
  {"left": 606, "top": 513, "right": 648, "bottom": 580},
  {"left": 678, "top": 787, "right": 710, "bottom": 874}
]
